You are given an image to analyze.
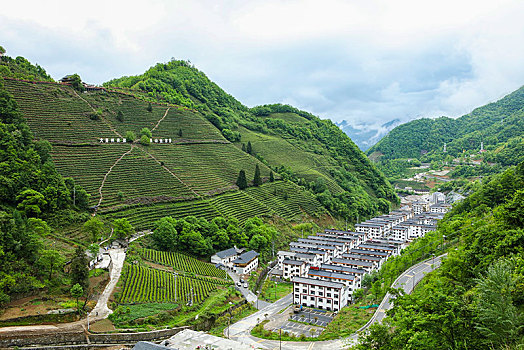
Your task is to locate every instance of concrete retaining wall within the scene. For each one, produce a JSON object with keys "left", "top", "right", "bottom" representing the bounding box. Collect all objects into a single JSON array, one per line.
[{"left": 0, "top": 326, "right": 187, "bottom": 348}]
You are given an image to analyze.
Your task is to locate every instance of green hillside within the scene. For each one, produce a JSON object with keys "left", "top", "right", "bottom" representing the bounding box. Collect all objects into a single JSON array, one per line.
[
  {"left": 1, "top": 56, "right": 398, "bottom": 236},
  {"left": 104, "top": 60, "right": 398, "bottom": 221},
  {"left": 367, "top": 85, "right": 524, "bottom": 161}
]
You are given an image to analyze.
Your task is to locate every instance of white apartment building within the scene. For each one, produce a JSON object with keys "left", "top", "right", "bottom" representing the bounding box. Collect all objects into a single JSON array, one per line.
[
  {"left": 282, "top": 259, "right": 309, "bottom": 280},
  {"left": 293, "top": 276, "right": 350, "bottom": 312},
  {"left": 430, "top": 203, "right": 451, "bottom": 213},
  {"left": 307, "top": 269, "right": 360, "bottom": 295}
]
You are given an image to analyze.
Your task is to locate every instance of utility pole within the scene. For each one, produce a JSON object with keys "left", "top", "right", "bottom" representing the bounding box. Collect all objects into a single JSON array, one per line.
[
  {"left": 173, "top": 272, "right": 178, "bottom": 302},
  {"left": 73, "top": 185, "right": 76, "bottom": 206}
]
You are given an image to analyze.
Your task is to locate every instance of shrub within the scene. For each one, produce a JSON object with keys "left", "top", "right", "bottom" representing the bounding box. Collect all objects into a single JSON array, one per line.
[{"left": 140, "top": 135, "right": 150, "bottom": 146}]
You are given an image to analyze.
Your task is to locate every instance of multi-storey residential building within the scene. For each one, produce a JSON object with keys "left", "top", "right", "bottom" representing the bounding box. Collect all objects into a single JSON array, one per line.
[
  {"left": 282, "top": 259, "right": 309, "bottom": 280},
  {"left": 429, "top": 203, "right": 451, "bottom": 213},
  {"left": 307, "top": 269, "right": 360, "bottom": 295},
  {"left": 292, "top": 277, "right": 350, "bottom": 312}
]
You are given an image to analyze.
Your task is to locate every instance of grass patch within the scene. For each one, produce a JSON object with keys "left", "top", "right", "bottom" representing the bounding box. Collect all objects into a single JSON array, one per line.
[
  {"left": 208, "top": 303, "right": 257, "bottom": 337},
  {"left": 259, "top": 280, "right": 293, "bottom": 303}
]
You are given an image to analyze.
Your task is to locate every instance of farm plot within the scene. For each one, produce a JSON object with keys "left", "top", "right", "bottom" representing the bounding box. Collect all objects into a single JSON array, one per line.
[
  {"left": 100, "top": 199, "right": 220, "bottom": 230},
  {"left": 151, "top": 108, "right": 225, "bottom": 140},
  {"left": 148, "top": 143, "right": 273, "bottom": 195},
  {"left": 119, "top": 265, "right": 226, "bottom": 304},
  {"left": 83, "top": 91, "right": 164, "bottom": 135},
  {"left": 51, "top": 144, "right": 131, "bottom": 205},
  {"left": 245, "top": 181, "right": 327, "bottom": 220},
  {"left": 210, "top": 191, "right": 273, "bottom": 224},
  {"left": 140, "top": 249, "right": 230, "bottom": 280},
  {"left": 2, "top": 79, "right": 115, "bottom": 142},
  {"left": 99, "top": 147, "right": 195, "bottom": 209}
]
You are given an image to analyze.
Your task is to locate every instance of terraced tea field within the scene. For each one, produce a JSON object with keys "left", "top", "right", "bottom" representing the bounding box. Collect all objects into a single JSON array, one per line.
[
  {"left": 119, "top": 265, "right": 227, "bottom": 304},
  {"left": 3, "top": 77, "right": 330, "bottom": 229},
  {"left": 148, "top": 143, "right": 273, "bottom": 195},
  {"left": 99, "top": 147, "right": 196, "bottom": 209},
  {"left": 101, "top": 200, "right": 220, "bottom": 230},
  {"left": 140, "top": 249, "right": 230, "bottom": 280},
  {"left": 82, "top": 91, "right": 224, "bottom": 140},
  {"left": 3, "top": 79, "right": 116, "bottom": 142}
]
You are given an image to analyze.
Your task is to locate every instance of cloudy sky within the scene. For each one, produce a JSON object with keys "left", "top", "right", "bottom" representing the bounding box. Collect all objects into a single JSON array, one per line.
[{"left": 2, "top": 0, "right": 524, "bottom": 136}]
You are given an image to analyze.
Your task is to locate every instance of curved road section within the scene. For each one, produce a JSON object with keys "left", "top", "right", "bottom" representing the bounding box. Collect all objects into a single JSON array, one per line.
[{"left": 227, "top": 254, "right": 446, "bottom": 350}]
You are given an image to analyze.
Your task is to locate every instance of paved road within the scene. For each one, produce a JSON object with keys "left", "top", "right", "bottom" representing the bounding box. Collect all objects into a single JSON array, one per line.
[
  {"left": 89, "top": 248, "right": 126, "bottom": 320},
  {"left": 227, "top": 254, "right": 446, "bottom": 349},
  {"left": 227, "top": 270, "right": 271, "bottom": 310}
]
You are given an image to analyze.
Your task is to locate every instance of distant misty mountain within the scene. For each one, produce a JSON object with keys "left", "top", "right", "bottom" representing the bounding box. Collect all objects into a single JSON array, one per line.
[{"left": 337, "top": 118, "right": 402, "bottom": 150}]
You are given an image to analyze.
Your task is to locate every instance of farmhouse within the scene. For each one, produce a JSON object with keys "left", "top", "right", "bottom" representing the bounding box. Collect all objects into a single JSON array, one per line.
[
  {"left": 210, "top": 246, "right": 242, "bottom": 268},
  {"left": 232, "top": 250, "right": 259, "bottom": 275}
]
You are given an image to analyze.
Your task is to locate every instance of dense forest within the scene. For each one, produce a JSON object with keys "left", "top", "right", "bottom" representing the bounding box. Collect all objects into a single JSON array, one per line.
[
  {"left": 355, "top": 163, "right": 524, "bottom": 350},
  {"left": 0, "top": 79, "right": 91, "bottom": 304},
  {"left": 367, "top": 85, "right": 524, "bottom": 163}
]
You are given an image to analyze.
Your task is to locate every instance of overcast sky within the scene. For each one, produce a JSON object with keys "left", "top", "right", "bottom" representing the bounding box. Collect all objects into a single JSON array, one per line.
[{"left": 2, "top": 0, "right": 524, "bottom": 130}]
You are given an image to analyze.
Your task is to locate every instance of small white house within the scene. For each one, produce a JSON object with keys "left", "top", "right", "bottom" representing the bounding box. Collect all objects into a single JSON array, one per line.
[
  {"left": 233, "top": 250, "right": 259, "bottom": 275},
  {"left": 210, "top": 247, "right": 240, "bottom": 268}
]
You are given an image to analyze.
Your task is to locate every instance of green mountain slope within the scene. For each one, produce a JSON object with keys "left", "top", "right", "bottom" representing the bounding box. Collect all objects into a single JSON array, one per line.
[
  {"left": 367, "top": 85, "right": 524, "bottom": 161},
  {"left": 104, "top": 61, "right": 398, "bottom": 220},
  {"left": 1, "top": 56, "right": 397, "bottom": 233}
]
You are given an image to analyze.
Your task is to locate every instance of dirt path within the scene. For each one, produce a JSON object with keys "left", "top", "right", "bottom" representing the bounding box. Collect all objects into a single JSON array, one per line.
[
  {"left": 96, "top": 146, "right": 134, "bottom": 208},
  {"left": 142, "top": 150, "right": 199, "bottom": 197},
  {"left": 151, "top": 107, "right": 170, "bottom": 132},
  {"left": 70, "top": 88, "right": 122, "bottom": 138}
]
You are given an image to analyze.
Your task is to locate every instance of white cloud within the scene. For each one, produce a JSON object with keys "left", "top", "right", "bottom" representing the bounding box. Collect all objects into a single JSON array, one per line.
[{"left": 1, "top": 0, "right": 524, "bottom": 134}]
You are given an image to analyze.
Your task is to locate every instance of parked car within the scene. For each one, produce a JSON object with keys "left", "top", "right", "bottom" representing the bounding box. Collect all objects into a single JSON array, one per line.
[
  {"left": 293, "top": 305, "right": 303, "bottom": 313},
  {"left": 243, "top": 283, "right": 248, "bottom": 288},
  {"left": 236, "top": 281, "right": 241, "bottom": 287},
  {"left": 239, "top": 278, "right": 245, "bottom": 283}
]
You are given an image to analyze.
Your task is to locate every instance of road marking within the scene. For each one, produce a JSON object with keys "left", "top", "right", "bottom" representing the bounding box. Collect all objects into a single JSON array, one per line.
[
  {"left": 256, "top": 338, "right": 265, "bottom": 343},
  {"left": 307, "top": 342, "right": 314, "bottom": 350}
]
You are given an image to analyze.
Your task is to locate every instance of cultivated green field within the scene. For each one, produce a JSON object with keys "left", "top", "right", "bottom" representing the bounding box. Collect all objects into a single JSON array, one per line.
[{"left": 3, "top": 78, "right": 330, "bottom": 228}]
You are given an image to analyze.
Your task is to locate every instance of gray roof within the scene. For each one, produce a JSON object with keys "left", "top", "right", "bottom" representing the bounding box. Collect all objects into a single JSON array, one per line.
[
  {"left": 350, "top": 248, "right": 388, "bottom": 257},
  {"left": 359, "top": 244, "right": 395, "bottom": 251},
  {"left": 292, "top": 276, "right": 345, "bottom": 289},
  {"left": 283, "top": 259, "right": 305, "bottom": 266},
  {"left": 308, "top": 269, "right": 355, "bottom": 281},
  {"left": 300, "top": 238, "right": 345, "bottom": 246},
  {"left": 215, "top": 247, "right": 238, "bottom": 259},
  {"left": 342, "top": 253, "right": 382, "bottom": 262},
  {"left": 133, "top": 342, "right": 171, "bottom": 350},
  {"left": 331, "top": 257, "right": 374, "bottom": 267},
  {"left": 321, "top": 263, "right": 365, "bottom": 275},
  {"left": 233, "top": 250, "right": 258, "bottom": 264}
]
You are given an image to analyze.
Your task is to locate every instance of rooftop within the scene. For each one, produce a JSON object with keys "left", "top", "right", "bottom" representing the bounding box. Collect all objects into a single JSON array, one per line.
[
  {"left": 233, "top": 250, "right": 258, "bottom": 265},
  {"left": 214, "top": 247, "right": 238, "bottom": 259},
  {"left": 292, "top": 276, "right": 346, "bottom": 289}
]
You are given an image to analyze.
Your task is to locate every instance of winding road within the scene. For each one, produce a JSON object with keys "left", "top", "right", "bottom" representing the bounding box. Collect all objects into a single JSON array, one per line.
[{"left": 226, "top": 254, "right": 446, "bottom": 349}]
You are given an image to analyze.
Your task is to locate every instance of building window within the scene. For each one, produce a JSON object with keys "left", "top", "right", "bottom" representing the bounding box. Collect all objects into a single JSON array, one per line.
[
  {"left": 310, "top": 297, "right": 314, "bottom": 301},
  {"left": 334, "top": 301, "right": 338, "bottom": 305},
  {"left": 327, "top": 293, "right": 331, "bottom": 297},
  {"left": 318, "top": 298, "right": 323, "bottom": 302}
]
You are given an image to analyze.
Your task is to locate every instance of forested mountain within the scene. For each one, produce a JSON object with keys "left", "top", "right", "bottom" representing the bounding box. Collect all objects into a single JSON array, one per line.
[
  {"left": 355, "top": 162, "right": 524, "bottom": 350},
  {"left": 367, "top": 85, "right": 524, "bottom": 162}
]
